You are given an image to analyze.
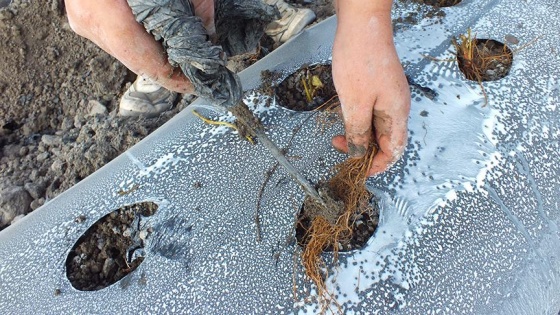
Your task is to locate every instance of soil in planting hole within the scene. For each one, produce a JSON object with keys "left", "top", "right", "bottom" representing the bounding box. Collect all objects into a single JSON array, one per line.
[
  {"left": 295, "top": 184, "right": 379, "bottom": 252},
  {"left": 455, "top": 38, "right": 513, "bottom": 82},
  {"left": 66, "top": 202, "right": 158, "bottom": 291},
  {"left": 414, "top": 0, "right": 462, "bottom": 7},
  {"left": 275, "top": 64, "right": 337, "bottom": 111}
]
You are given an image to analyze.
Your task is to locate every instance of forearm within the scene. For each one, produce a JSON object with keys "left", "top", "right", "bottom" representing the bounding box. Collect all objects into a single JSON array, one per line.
[
  {"left": 333, "top": 0, "right": 398, "bottom": 109},
  {"left": 336, "top": 0, "right": 393, "bottom": 15},
  {"left": 335, "top": 0, "right": 394, "bottom": 48}
]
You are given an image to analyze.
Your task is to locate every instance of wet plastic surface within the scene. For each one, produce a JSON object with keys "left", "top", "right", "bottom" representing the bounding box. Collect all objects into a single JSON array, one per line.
[{"left": 1, "top": 0, "right": 559, "bottom": 314}]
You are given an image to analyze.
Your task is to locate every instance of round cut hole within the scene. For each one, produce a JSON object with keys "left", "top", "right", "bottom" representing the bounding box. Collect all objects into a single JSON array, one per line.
[
  {"left": 66, "top": 202, "right": 157, "bottom": 291},
  {"left": 455, "top": 38, "right": 513, "bottom": 82},
  {"left": 417, "top": 0, "right": 462, "bottom": 7},
  {"left": 275, "top": 64, "right": 337, "bottom": 111},
  {"left": 295, "top": 186, "right": 379, "bottom": 253}
]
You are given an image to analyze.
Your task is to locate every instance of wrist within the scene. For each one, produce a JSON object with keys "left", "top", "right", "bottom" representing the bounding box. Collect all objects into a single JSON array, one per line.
[
  {"left": 336, "top": 0, "right": 393, "bottom": 18},
  {"left": 335, "top": 0, "right": 394, "bottom": 46}
]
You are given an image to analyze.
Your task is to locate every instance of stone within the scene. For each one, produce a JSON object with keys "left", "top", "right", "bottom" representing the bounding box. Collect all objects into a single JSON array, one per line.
[
  {"left": 36, "top": 152, "right": 49, "bottom": 162},
  {"left": 73, "top": 114, "right": 85, "bottom": 129},
  {"left": 505, "top": 34, "right": 519, "bottom": 45},
  {"left": 18, "top": 146, "right": 28, "bottom": 156},
  {"left": 90, "top": 263, "right": 101, "bottom": 274},
  {"left": 50, "top": 148, "right": 62, "bottom": 157},
  {"left": 21, "top": 123, "right": 33, "bottom": 136},
  {"left": 41, "top": 134, "right": 62, "bottom": 146},
  {"left": 0, "top": 9, "right": 14, "bottom": 21},
  {"left": 2, "top": 144, "right": 21, "bottom": 158},
  {"left": 29, "top": 169, "right": 39, "bottom": 181},
  {"left": 46, "top": 178, "right": 61, "bottom": 198},
  {"left": 60, "top": 117, "right": 74, "bottom": 131},
  {"left": 24, "top": 182, "right": 45, "bottom": 199},
  {"left": 88, "top": 100, "right": 107, "bottom": 116},
  {"left": 30, "top": 198, "right": 44, "bottom": 211},
  {"left": 102, "top": 258, "right": 116, "bottom": 277},
  {"left": 50, "top": 159, "right": 66, "bottom": 173},
  {"left": 10, "top": 214, "right": 25, "bottom": 225},
  {"left": 0, "top": 186, "right": 32, "bottom": 227}
]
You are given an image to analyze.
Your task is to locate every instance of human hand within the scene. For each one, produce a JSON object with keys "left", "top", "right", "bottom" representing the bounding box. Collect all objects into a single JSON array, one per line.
[
  {"left": 65, "top": 0, "right": 215, "bottom": 94},
  {"left": 331, "top": 0, "right": 410, "bottom": 176}
]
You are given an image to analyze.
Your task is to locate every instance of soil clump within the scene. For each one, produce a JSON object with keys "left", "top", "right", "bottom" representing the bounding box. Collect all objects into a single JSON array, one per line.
[{"left": 296, "top": 183, "right": 378, "bottom": 253}]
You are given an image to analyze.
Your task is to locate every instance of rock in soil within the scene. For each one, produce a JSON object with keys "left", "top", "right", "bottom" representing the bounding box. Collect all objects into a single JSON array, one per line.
[{"left": 0, "top": 186, "right": 32, "bottom": 228}]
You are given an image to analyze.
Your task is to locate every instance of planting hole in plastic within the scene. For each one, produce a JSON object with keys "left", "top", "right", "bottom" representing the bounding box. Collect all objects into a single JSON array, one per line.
[
  {"left": 295, "top": 195, "right": 380, "bottom": 252},
  {"left": 66, "top": 202, "right": 158, "bottom": 291},
  {"left": 456, "top": 39, "right": 513, "bottom": 82},
  {"left": 419, "top": 0, "right": 462, "bottom": 7},
  {"left": 275, "top": 64, "right": 338, "bottom": 112}
]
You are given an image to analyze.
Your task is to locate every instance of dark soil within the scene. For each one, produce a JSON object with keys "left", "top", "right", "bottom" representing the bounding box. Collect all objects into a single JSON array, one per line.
[
  {"left": 456, "top": 39, "right": 513, "bottom": 82},
  {"left": 412, "top": 0, "right": 462, "bottom": 7},
  {"left": 229, "top": 101, "right": 262, "bottom": 143},
  {"left": 259, "top": 69, "right": 282, "bottom": 97},
  {"left": 66, "top": 202, "right": 157, "bottom": 291},
  {"left": 275, "top": 64, "right": 337, "bottom": 111},
  {"left": 225, "top": 35, "right": 276, "bottom": 73},
  {"left": 393, "top": 1, "right": 446, "bottom": 30},
  {"left": 288, "top": 0, "right": 335, "bottom": 23}
]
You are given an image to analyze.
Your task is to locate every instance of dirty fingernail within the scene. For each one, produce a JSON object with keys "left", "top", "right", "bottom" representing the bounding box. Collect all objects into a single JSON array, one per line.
[{"left": 347, "top": 143, "right": 366, "bottom": 157}]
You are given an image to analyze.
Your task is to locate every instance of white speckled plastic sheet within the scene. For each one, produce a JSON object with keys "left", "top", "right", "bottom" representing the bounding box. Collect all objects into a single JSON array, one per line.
[{"left": 0, "top": 0, "right": 559, "bottom": 314}]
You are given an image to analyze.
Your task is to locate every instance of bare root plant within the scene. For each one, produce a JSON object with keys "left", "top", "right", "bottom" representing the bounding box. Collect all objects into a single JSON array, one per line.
[
  {"left": 452, "top": 29, "right": 513, "bottom": 106},
  {"left": 299, "top": 144, "right": 377, "bottom": 310}
]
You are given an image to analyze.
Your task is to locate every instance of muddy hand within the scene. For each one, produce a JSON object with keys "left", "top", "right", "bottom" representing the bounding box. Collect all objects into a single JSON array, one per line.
[
  {"left": 331, "top": 0, "right": 410, "bottom": 177},
  {"left": 65, "top": 0, "right": 216, "bottom": 94}
]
